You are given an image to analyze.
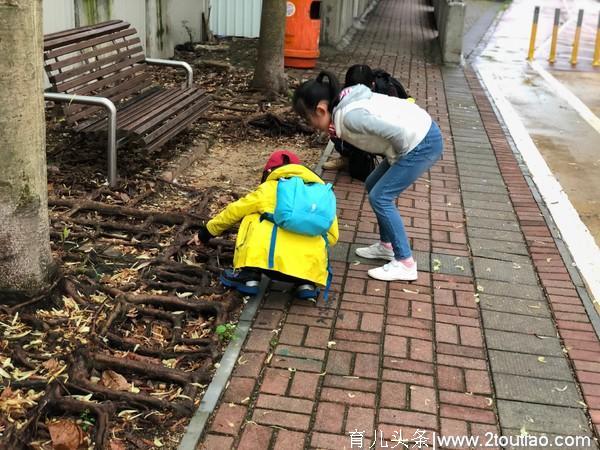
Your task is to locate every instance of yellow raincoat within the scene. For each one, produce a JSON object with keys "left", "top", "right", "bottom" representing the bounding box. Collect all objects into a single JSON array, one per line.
[{"left": 206, "top": 164, "right": 338, "bottom": 286}]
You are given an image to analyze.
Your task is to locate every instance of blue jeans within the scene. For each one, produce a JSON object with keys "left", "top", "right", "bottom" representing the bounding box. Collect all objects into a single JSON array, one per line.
[{"left": 364, "top": 122, "right": 443, "bottom": 260}]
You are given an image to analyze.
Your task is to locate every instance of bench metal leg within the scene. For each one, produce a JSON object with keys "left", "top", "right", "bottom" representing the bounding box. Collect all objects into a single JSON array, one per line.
[
  {"left": 106, "top": 106, "right": 117, "bottom": 187},
  {"left": 44, "top": 92, "right": 118, "bottom": 187}
]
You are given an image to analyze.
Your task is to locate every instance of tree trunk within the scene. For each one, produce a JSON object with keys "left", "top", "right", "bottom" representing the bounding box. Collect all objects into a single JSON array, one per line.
[
  {"left": 251, "top": 0, "right": 288, "bottom": 96},
  {"left": 0, "top": 0, "right": 55, "bottom": 301}
]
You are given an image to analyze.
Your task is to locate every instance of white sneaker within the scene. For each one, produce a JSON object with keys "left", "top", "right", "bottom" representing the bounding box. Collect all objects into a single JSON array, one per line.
[
  {"left": 355, "top": 242, "right": 395, "bottom": 261},
  {"left": 368, "top": 260, "right": 418, "bottom": 281}
]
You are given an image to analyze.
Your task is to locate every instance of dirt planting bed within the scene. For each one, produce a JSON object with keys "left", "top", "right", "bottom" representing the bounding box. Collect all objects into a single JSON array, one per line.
[{"left": 1, "top": 38, "right": 325, "bottom": 449}]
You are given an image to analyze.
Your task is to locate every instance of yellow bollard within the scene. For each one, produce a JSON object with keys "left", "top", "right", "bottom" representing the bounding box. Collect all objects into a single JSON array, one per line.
[
  {"left": 570, "top": 9, "right": 584, "bottom": 65},
  {"left": 594, "top": 12, "right": 600, "bottom": 66},
  {"left": 528, "top": 6, "right": 540, "bottom": 61},
  {"left": 549, "top": 8, "right": 560, "bottom": 63}
]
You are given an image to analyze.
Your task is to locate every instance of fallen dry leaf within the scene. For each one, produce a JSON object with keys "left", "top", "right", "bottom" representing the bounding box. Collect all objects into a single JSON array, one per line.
[
  {"left": 0, "top": 386, "right": 13, "bottom": 400},
  {"left": 47, "top": 419, "right": 86, "bottom": 450},
  {"left": 42, "top": 359, "right": 61, "bottom": 372},
  {"left": 100, "top": 370, "right": 129, "bottom": 391}
]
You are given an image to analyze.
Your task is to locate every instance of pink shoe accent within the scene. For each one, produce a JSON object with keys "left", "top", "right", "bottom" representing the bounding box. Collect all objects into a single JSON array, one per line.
[
  {"left": 397, "top": 256, "right": 415, "bottom": 268},
  {"left": 381, "top": 242, "right": 393, "bottom": 250}
]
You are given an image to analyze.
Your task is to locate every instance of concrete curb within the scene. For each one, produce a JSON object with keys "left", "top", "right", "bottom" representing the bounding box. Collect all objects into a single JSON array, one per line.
[
  {"left": 160, "top": 140, "right": 210, "bottom": 183},
  {"left": 334, "top": 0, "right": 380, "bottom": 51},
  {"left": 177, "top": 277, "right": 269, "bottom": 450}
]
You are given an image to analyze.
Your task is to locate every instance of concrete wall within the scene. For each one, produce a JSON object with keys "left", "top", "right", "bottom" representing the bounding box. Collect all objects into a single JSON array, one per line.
[
  {"left": 43, "top": 0, "right": 212, "bottom": 58},
  {"left": 171, "top": 0, "right": 210, "bottom": 44},
  {"left": 320, "top": 0, "right": 378, "bottom": 48},
  {"left": 432, "top": 0, "right": 465, "bottom": 64}
]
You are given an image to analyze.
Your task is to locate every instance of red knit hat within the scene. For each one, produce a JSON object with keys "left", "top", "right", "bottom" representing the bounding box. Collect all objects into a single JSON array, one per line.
[{"left": 264, "top": 150, "right": 301, "bottom": 172}]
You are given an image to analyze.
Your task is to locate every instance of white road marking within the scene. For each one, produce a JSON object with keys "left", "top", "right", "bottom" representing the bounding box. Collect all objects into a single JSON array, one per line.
[
  {"left": 475, "top": 65, "right": 600, "bottom": 304},
  {"left": 530, "top": 60, "right": 600, "bottom": 134}
]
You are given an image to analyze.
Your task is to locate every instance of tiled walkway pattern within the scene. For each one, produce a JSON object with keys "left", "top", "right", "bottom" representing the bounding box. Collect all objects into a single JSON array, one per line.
[{"left": 197, "top": 1, "right": 600, "bottom": 448}]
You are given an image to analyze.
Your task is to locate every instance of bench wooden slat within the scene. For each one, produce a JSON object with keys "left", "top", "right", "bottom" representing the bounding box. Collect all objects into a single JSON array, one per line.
[
  {"left": 45, "top": 37, "right": 142, "bottom": 72},
  {"left": 72, "top": 68, "right": 150, "bottom": 100},
  {"left": 131, "top": 89, "right": 205, "bottom": 135},
  {"left": 82, "top": 88, "right": 172, "bottom": 132},
  {"left": 43, "top": 20, "right": 123, "bottom": 42},
  {"left": 117, "top": 89, "right": 188, "bottom": 131},
  {"left": 50, "top": 45, "right": 144, "bottom": 84},
  {"left": 142, "top": 94, "right": 210, "bottom": 143},
  {"left": 44, "top": 21, "right": 129, "bottom": 50},
  {"left": 44, "top": 28, "right": 137, "bottom": 60},
  {"left": 56, "top": 53, "right": 145, "bottom": 93},
  {"left": 68, "top": 75, "right": 154, "bottom": 125},
  {"left": 108, "top": 89, "right": 178, "bottom": 130},
  {"left": 144, "top": 99, "right": 211, "bottom": 151}
]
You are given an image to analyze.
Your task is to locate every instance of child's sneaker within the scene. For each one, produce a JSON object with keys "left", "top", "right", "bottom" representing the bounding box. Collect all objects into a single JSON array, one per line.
[
  {"left": 296, "top": 283, "right": 320, "bottom": 301},
  {"left": 355, "top": 242, "right": 394, "bottom": 261},
  {"left": 368, "top": 260, "right": 418, "bottom": 281},
  {"left": 322, "top": 157, "right": 348, "bottom": 170},
  {"left": 220, "top": 269, "right": 260, "bottom": 295}
]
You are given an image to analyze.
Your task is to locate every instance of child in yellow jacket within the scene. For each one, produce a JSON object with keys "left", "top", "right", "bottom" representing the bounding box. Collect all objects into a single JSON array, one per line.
[{"left": 190, "top": 150, "right": 339, "bottom": 299}]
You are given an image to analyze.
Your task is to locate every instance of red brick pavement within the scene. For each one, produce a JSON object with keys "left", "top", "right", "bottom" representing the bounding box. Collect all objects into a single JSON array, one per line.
[{"left": 195, "top": 0, "right": 600, "bottom": 449}]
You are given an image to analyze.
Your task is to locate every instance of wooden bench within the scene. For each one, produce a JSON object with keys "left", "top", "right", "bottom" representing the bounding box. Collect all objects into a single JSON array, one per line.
[{"left": 43, "top": 20, "right": 211, "bottom": 187}]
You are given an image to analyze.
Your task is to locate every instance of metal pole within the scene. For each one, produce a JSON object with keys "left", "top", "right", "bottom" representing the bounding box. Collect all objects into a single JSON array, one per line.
[
  {"left": 528, "top": 6, "right": 540, "bottom": 61},
  {"left": 570, "top": 9, "right": 584, "bottom": 65},
  {"left": 106, "top": 103, "right": 118, "bottom": 187},
  {"left": 593, "top": 11, "right": 600, "bottom": 66},
  {"left": 44, "top": 92, "right": 118, "bottom": 187},
  {"left": 549, "top": 8, "right": 561, "bottom": 63}
]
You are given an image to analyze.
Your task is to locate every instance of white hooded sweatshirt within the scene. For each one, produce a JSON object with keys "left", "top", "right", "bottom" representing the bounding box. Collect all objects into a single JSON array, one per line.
[{"left": 332, "top": 84, "right": 432, "bottom": 164}]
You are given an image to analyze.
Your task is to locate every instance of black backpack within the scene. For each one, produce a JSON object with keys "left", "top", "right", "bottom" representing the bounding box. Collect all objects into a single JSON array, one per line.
[
  {"left": 334, "top": 139, "right": 378, "bottom": 182},
  {"left": 334, "top": 71, "right": 409, "bottom": 182},
  {"left": 348, "top": 146, "right": 378, "bottom": 182},
  {"left": 373, "top": 69, "right": 409, "bottom": 99}
]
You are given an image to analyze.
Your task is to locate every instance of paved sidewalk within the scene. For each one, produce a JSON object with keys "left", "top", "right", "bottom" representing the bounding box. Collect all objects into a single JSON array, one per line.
[{"left": 196, "top": 0, "right": 600, "bottom": 448}]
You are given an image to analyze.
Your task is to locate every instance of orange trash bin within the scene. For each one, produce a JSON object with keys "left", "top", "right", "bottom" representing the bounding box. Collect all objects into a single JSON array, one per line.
[{"left": 284, "top": 0, "right": 321, "bottom": 69}]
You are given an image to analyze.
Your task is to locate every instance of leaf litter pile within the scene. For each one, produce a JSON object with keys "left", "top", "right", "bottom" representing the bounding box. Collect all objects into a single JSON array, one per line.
[
  {"left": 0, "top": 38, "right": 328, "bottom": 450},
  {"left": 1, "top": 177, "right": 247, "bottom": 449}
]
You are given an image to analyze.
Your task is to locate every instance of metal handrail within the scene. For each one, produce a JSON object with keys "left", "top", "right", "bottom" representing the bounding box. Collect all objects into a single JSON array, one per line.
[
  {"left": 145, "top": 58, "right": 194, "bottom": 88},
  {"left": 44, "top": 92, "right": 118, "bottom": 187}
]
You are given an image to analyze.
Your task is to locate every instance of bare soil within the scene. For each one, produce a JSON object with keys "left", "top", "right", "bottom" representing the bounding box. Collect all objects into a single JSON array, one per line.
[{"left": 1, "top": 37, "right": 327, "bottom": 450}]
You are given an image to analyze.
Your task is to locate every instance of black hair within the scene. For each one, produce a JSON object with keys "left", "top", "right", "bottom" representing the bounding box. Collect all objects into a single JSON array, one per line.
[
  {"left": 261, "top": 154, "right": 292, "bottom": 183},
  {"left": 292, "top": 70, "right": 341, "bottom": 120},
  {"left": 344, "top": 64, "right": 375, "bottom": 88}
]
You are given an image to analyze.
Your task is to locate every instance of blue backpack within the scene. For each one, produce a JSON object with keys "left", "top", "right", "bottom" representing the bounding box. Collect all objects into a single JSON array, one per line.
[{"left": 262, "top": 176, "right": 336, "bottom": 300}]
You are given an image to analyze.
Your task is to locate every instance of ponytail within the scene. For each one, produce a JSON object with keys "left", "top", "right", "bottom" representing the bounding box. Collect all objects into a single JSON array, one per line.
[
  {"left": 293, "top": 70, "right": 341, "bottom": 120},
  {"left": 344, "top": 64, "right": 375, "bottom": 89}
]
